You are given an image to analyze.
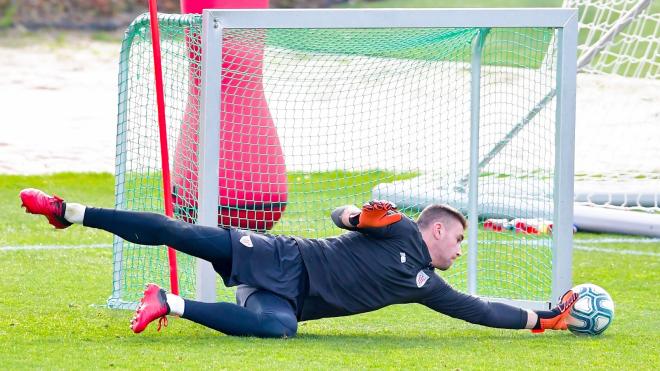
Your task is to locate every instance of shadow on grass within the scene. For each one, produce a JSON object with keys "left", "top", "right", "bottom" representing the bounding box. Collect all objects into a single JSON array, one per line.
[{"left": 122, "top": 326, "right": 580, "bottom": 346}]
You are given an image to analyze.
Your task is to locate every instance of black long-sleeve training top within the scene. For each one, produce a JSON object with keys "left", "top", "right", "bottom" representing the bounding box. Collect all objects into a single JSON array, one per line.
[{"left": 294, "top": 216, "right": 528, "bottom": 328}]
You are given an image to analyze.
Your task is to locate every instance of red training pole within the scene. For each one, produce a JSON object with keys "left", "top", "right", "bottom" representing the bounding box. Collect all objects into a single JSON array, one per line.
[{"left": 147, "top": 0, "right": 179, "bottom": 295}]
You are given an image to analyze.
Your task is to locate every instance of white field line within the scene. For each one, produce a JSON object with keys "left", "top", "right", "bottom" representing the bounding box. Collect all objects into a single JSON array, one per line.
[
  {"left": 574, "top": 237, "right": 660, "bottom": 244},
  {"left": 466, "top": 238, "right": 660, "bottom": 257},
  {"left": 573, "top": 245, "right": 660, "bottom": 257},
  {"left": 574, "top": 237, "right": 660, "bottom": 256},
  {"left": 0, "top": 244, "right": 112, "bottom": 251}
]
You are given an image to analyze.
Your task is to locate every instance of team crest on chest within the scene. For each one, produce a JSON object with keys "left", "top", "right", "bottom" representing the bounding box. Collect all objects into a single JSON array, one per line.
[
  {"left": 239, "top": 235, "right": 253, "bottom": 248},
  {"left": 416, "top": 270, "right": 429, "bottom": 288},
  {"left": 400, "top": 252, "right": 406, "bottom": 263}
]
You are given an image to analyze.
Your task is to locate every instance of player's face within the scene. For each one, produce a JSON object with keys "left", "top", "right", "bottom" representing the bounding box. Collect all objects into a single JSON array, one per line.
[{"left": 434, "top": 219, "right": 464, "bottom": 270}]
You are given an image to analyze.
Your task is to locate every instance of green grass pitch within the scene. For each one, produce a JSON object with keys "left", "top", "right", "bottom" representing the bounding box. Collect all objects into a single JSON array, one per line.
[
  {"left": 1, "top": 173, "right": 658, "bottom": 369},
  {"left": 2, "top": 1, "right": 659, "bottom": 367}
]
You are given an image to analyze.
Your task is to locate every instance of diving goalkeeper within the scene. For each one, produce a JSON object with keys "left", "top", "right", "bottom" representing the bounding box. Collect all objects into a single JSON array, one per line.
[{"left": 19, "top": 188, "right": 577, "bottom": 338}]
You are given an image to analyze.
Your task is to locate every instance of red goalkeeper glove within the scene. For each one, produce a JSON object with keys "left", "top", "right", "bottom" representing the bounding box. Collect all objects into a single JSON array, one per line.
[
  {"left": 532, "top": 290, "right": 579, "bottom": 333},
  {"left": 349, "top": 200, "right": 402, "bottom": 228}
]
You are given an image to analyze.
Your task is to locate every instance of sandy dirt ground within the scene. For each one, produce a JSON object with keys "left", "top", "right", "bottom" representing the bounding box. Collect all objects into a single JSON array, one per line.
[
  {"left": 0, "top": 34, "right": 658, "bottom": 176},
  {"left": 0, "top": 36, "right": 119, "bottom": 174}
]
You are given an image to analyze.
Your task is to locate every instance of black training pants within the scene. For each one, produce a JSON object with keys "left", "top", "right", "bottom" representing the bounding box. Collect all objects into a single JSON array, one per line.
[{"left": 83, "top": 208, "right": 298, "bottom": 338}]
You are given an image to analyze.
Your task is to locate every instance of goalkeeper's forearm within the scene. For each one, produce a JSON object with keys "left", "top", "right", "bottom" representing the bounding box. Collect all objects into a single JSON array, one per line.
[
  {"left": 479, "top": 299, "right": 575, "bottom": 332},
  {"left": 474, "top": 304, "right": 541, "bottom": 330},
  {"left": 423, "top": 287, "right": 539, "bottom": 330},
  {"left": 330, "top": 205, "right": 361, "bottom": 230}
]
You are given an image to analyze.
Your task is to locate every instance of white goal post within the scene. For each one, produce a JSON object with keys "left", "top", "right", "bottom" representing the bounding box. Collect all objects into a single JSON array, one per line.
[{"left": 192, "top": 8, "right": 578, "bottom": 309}]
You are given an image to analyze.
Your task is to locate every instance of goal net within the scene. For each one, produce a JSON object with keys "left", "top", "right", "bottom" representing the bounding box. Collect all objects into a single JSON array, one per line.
[
  {"left": 566, "top": 0, "right": 660, "bottom": 220},
  {"left": 110, "top": 9, "right": 577, "bottom": 309}
]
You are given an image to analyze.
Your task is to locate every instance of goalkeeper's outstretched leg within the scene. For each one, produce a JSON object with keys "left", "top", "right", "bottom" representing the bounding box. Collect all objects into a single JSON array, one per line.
[
  {"left": 130, "top": 283, "right": 297, "bottom": 337},
  {"left": 19, "top": 188, "right": 232, "bottom": 265},
  {"left": 20, "top": 188, "right": 300, "bottom": 338}
]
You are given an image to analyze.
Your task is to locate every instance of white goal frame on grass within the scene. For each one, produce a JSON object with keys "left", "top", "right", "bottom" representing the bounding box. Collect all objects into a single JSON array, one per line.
[{"left": 194, "top": 8, "right": 578, "bottom": 310}]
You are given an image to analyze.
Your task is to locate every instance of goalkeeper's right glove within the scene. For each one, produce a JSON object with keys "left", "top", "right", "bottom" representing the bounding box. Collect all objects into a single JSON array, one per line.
[
  {"left": 349, "top": 200, "right": 402, "bottom": 229},
  {"left": 532, "top": 290, "right": 579, "bottom": 333}
]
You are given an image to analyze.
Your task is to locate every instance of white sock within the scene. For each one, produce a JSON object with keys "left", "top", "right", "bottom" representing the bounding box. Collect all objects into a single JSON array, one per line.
[
  {"left": 525, "top": 309, "right": 538, "bottom": 329},
  {"left": 166, "top": 293, "right": 185, "bottom": 316},
  {"left": 63, "top": 203, "right": 86, "bottom": 224}
]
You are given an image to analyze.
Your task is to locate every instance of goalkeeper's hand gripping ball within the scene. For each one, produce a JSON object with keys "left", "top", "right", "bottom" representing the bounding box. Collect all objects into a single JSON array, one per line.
[{"left": 532, "top": 290, "right": 579, "bottom": 332}]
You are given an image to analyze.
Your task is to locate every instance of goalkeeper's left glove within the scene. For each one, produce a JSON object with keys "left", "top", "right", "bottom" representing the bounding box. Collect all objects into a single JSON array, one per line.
[
  {"left": 531, "top": 290, "right": 579, "bottom": 333},
  {"left": 349, "top": 200, "right": 402, "bottom": 228}
]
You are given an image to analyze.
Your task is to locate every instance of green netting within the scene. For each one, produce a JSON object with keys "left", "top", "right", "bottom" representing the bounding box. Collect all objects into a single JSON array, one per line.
[
  {"left": 568, "top": 0, "right": 659, "bottom": 79},
  {"left": 267, "top": 28, "right": 477, "bottom": 61},
  {"left": 566, "top": 0, "right": 660, "bottom": 215},
  {"left": 111, "top": 13, "right": 559, "bottom": 309},
  {"left": 111, "top": 14, "right": 202, "bottom": 308}
]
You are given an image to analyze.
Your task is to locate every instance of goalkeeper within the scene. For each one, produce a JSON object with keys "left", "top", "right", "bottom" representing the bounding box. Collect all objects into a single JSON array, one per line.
[{"left": 19, "top": 188, "right": 577, "bottom": 338}]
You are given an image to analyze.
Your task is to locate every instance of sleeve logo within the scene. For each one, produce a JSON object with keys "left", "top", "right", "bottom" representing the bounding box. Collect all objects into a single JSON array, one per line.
[
  {"left": 416, "top": 270, "right": 430, "bottom": 288},
  {"left": 239, "top": 235, "right": 254, "bottom": 248}
]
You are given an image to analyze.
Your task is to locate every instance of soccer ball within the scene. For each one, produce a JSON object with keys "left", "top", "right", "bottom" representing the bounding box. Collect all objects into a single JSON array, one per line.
[{"left": 567, "top": 283, "right": 614, "bottom": 336}]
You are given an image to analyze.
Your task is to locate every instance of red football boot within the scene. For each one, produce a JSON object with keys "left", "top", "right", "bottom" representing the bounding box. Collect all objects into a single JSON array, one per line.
[
  {"left": 130, "top": 283, "right": 170, "bottom": 334},
  {"left": 19, "top": 188, "right": 72, "bottom": 229}
]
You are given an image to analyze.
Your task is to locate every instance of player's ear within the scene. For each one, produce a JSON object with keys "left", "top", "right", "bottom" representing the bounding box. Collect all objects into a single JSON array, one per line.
[{"left": 434, "top": 221, "right": 443, "bottom": 239}]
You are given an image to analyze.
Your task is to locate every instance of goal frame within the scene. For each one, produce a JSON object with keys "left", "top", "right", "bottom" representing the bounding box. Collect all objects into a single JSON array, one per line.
[{"left": 197, "top": 8, "right": 578, "bottom": 309}]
